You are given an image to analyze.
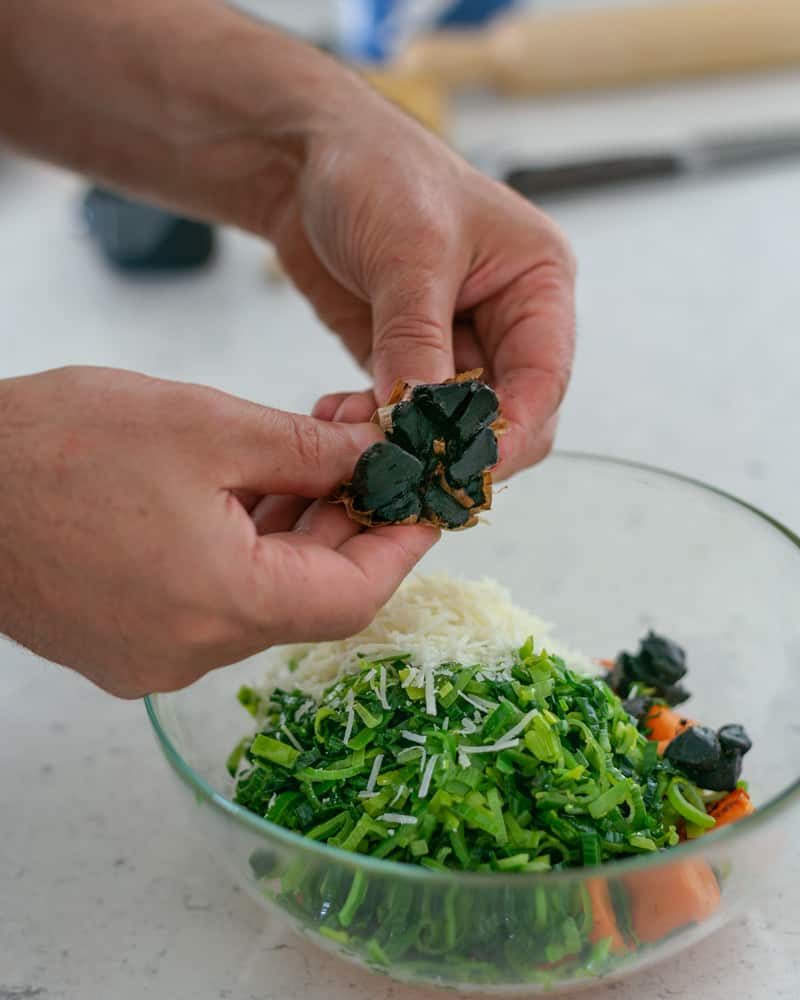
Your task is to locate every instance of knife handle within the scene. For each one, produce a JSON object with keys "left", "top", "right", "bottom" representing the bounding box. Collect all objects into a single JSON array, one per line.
[{"left": 504, "top": 154, "right": 684, "bottom": 199}]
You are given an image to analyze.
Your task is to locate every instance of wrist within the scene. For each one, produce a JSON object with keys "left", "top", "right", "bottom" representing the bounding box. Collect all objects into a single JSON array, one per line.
[
  {"left": 1, "top": 0, "right": 375, "bottom": 233},
  {"left": 159, "top": 4, "right": 374, "bottom": 228}
]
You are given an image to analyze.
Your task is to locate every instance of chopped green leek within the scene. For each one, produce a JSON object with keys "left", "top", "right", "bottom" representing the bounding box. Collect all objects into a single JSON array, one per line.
[{"left": 231, "top": 639, "right": 711, "bottom": 871}]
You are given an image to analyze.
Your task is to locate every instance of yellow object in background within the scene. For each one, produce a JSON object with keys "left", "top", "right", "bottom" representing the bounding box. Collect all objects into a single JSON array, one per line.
[{"left": 361, "top": 70, "right": 448, "bottom": 136}]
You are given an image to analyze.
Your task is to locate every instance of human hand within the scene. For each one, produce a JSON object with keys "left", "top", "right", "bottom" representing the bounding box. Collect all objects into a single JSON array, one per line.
[
  {"left": 268, "top": 96, "right": 575, "bottom": 478},
  {"left": 0, "top": 367, "right": 436, "bottom": 697},
  {"left": 0, "top": 0, "right": 573, "bottom": 476}
]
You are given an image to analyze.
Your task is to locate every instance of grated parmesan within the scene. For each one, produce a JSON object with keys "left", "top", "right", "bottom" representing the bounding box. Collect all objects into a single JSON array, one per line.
[
  {"left": 342, "top": 689, "right": 355, "bottom": 746},
  {"left": 459, "top": 691, "right": 497, "bottom": 714},
  {"left": 377, "top": 665, "right": 389, "bottom": 710},
  {"left": 419, "top": 753, "right": 439, "bottom": 799},
  {"left": 247, "top": 574, "right": 596, "bottom": 701},
  {"left": 424, "top": 664, "right": 437, "bottom": 717},
  {"left": 294, "top": 699, "right": 314, "bottom": 722},
  {"left": 379, "top": 813, "right": 418, "bottom": 826},
  {"left": 280, "top": 724, "right": 303, "bottom": 751},
  {"left": 390, "top": 784, "right": 408, "bottom": 807},
  {"left": 460, "top": 738, "right": 520, "bottom": 755},
  {"left": 366, "top": 753, "right": 384, "bottom": 793},
  {"left": 496, "top": 709, "right": 540, "bottom": 745}
]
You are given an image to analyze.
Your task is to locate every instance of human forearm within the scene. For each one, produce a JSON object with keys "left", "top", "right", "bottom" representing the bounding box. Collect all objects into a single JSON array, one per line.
[
  {"left": 0, "top": 0, "right": 367, "bottom": 228},
  {"left": 1, "top": 1, "right": 576, "bottom": 477}
]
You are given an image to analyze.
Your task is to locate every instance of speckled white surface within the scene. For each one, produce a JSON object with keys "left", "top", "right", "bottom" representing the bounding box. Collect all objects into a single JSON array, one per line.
[{"left": 1, "top": 3, "right": 800, "bottom": 996}]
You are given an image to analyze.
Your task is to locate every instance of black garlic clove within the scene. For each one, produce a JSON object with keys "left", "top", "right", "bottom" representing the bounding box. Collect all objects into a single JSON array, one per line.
[
  {"left": 421, "top": 479, "right": 474, "bottom": 529},
  {"left": 717, "top": 724, "right": 752, "bottom": 755},
  {"left": 346, "top": 442, "right": 424, "bottom": 523},
  {"left": 412, "top": 381, "right": 475, "bottom": 426},
  {"left": 447, "top": 427, "right": 499, "bottom": 486},
  {"left": 665, "top": 725, "right": 721, "bottom": 771}
]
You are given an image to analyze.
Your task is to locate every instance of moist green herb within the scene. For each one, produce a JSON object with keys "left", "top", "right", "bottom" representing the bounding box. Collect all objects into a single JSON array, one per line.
[{"left": 230, "top": 640, "right": 707, "bottom": 870}]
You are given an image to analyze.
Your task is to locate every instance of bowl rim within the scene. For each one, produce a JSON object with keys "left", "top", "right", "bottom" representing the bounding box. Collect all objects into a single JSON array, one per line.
[{"left": 144, "top": 450, "right": 800, "bottom": 887}]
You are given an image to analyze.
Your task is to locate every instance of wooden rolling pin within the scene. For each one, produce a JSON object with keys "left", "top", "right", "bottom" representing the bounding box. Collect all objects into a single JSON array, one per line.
[{"left": 393, "top": 0, "right": 800, "bottom": 95}]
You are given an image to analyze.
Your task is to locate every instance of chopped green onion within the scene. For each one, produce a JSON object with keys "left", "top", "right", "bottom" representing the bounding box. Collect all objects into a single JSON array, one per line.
[
  {"left": 231, "top": 635, "right": 724, "bottom": 891},
  {"left": 250, "top": 734, "right": 299, "bottom": 769},
  {"left": 588, "top": 782, "right": 628, "bottom": 819},
  {"left": 353, "top": 701, "right": 382, "bottom": 729},
  {"left": 338, "top": 871, "right": 368, "bottom": 928},
  {"left": 225, "top": 737, "right": 250, "bottom": 777},
  {"left": 580, "top": 832, "right": 601, "bottom": 866},
  {"left": 667, "top": 777, "right": 716, "bottom": 830}
]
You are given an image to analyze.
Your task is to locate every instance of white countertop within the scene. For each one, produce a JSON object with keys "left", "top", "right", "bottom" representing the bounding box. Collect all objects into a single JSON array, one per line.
[{"left": 1, "top": 9, "right": 800, "bottom": 997}]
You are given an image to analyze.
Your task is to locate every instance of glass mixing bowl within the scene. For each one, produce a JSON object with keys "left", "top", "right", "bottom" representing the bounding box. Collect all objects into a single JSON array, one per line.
[{"left": 145, "top": 452, "right": 800, "bottom": 994}]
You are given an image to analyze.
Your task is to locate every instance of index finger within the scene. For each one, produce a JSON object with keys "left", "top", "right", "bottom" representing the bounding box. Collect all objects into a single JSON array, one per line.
[{"left": 252, "top": 522, "right": 438, "bottom": 643}]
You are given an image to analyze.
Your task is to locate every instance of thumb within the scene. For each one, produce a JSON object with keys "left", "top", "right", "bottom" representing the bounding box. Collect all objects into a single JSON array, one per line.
[
  {"left": 229, "top": 407, "right": 382, "bottom": 497},
  {"left": 369, "top": 271, "right": 457, "bottom": 403}
]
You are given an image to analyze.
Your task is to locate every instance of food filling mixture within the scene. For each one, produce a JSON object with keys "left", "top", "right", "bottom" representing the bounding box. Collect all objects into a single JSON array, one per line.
[{"left": 227, "top": 575, "right": 754, "bottom": 979}]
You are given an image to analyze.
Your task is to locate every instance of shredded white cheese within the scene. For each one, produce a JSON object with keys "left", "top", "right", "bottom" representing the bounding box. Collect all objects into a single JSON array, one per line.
[
  {"left": 280, "top": 724, "right": 303, "bottom": 751},
  {"left": 419, "top": 753, "right": 439, "bottom": 799},
  {"left": 342, "top": 689, "right": 355, "bottom": 746},
  {"left": 249, "top": 574, "right": 595, "bottom": 701},
  {"left": 460, "top": 738, "right": 520, "bottom": 755},
  {"left": 379, "top": 813, "right": 418, "bottom": 826},
  {"left": 390, "top": 784, "right": 408, "bottom": 806},
  {"left": 496, "top": 709, "right": 540, "bottom": 744},
  {"left": 401, "top": 730, "right": 427, "bottom": 745},
  {"left": 424, "top": 664, "right": 437, "bottom": 717},
  {"left": 366, "top": 753, "right": 384, "bottom": 793},
  {"left": 378, "top": 665, "right": 389, "bottom": 710},
  {"left": 459, "top": 691, "right": 497, "bottom": 714},
  {"left": 294, "top": 699, "right": 314, "bottom": 722}
]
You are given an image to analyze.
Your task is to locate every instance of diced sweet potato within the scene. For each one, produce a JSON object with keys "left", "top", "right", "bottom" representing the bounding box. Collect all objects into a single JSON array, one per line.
[
  {"left": 623, "top": 859, "right": 720, "bottom": 944},
  {"left": 587, "top": 877, "right": 628, "bottom": 954},
  {"left": 708, "top": 788, "right": 755, "bottom": 829}
]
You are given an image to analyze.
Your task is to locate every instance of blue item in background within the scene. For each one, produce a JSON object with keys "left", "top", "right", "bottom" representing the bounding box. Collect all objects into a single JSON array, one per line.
[
  {"left": 338, "top": 0, "right": 518, "bottom": 63},
  {"left": 83, "top": 188, "right": 215, "bottom": 273}
]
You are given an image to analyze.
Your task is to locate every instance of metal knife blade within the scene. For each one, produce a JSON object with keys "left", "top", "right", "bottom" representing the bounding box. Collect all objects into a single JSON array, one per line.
[{"left": 489, "top": 125, "right": 800, "bottom": 200}]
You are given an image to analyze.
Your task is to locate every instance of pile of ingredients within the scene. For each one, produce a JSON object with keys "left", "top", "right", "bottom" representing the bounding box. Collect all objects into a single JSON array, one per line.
[{"left": 227, "top": 575, "right": 754, "bottom": 982}]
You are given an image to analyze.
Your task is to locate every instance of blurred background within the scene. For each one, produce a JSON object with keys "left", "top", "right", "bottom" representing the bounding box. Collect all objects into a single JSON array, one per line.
[{"left": 1, "top": 0, "right": 799, "bottom": 530}]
